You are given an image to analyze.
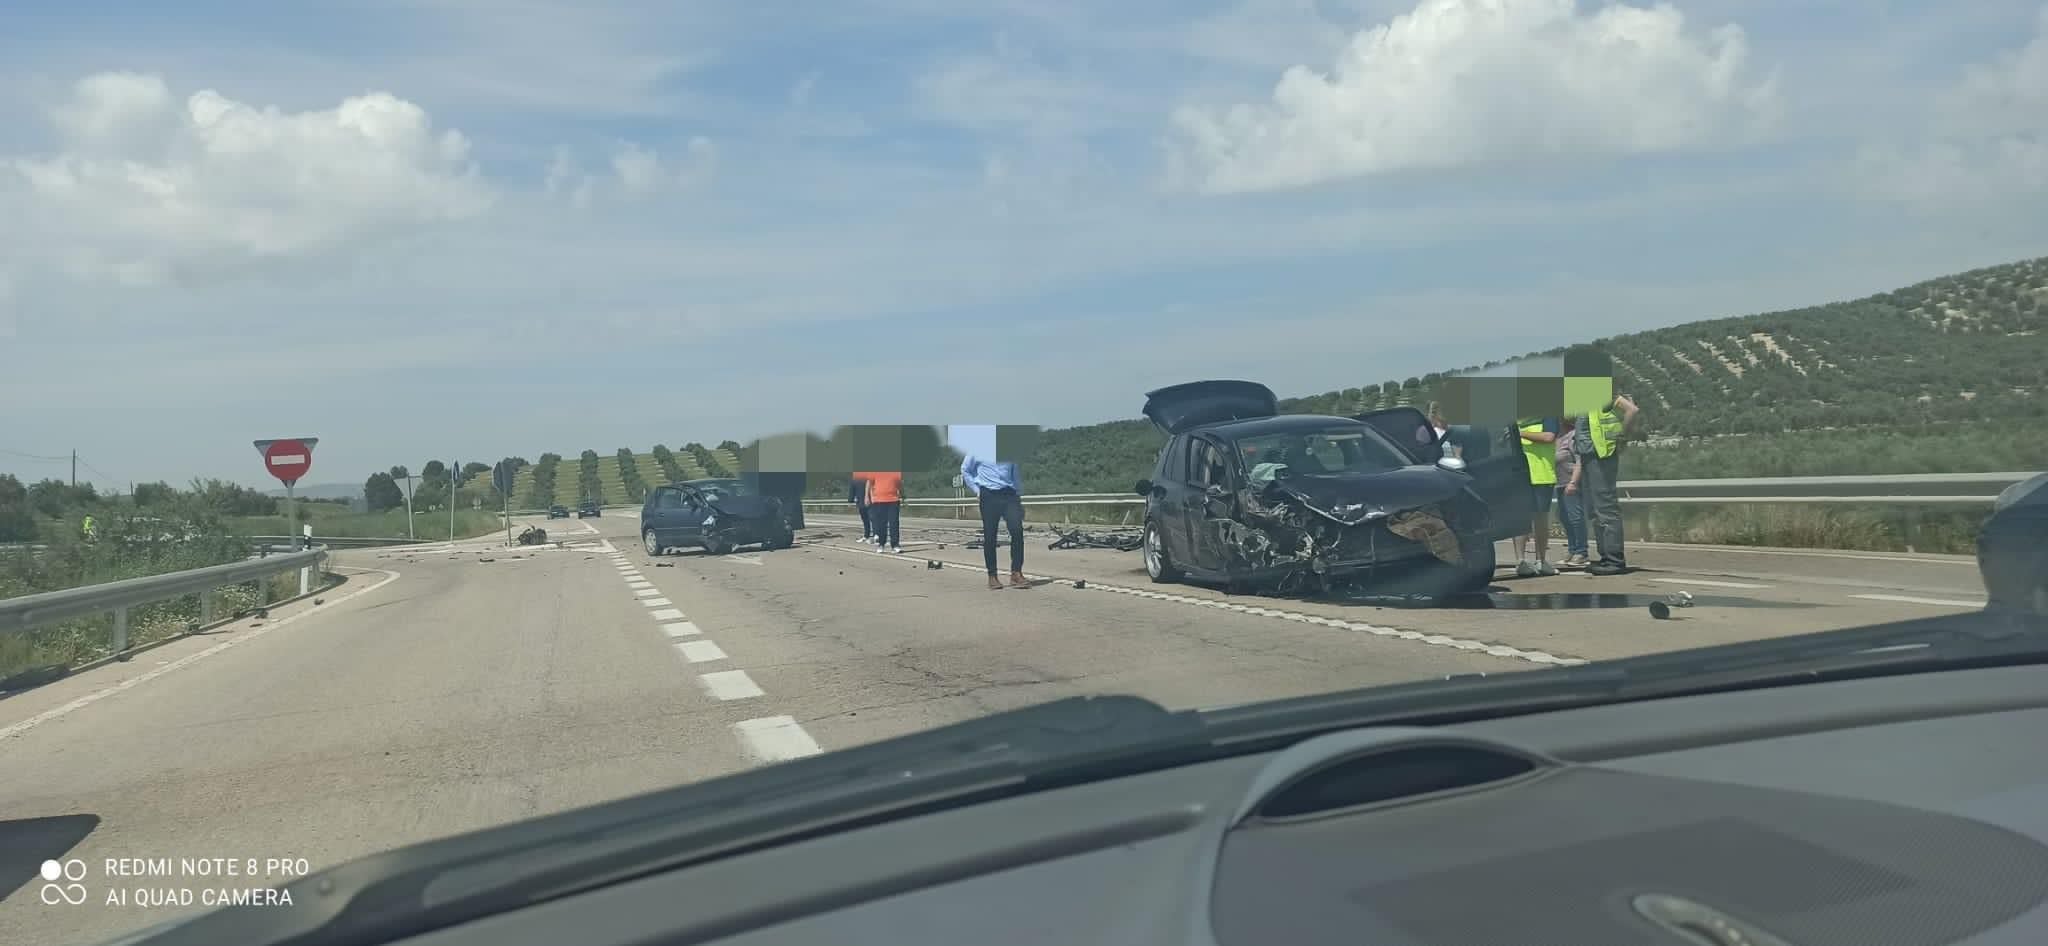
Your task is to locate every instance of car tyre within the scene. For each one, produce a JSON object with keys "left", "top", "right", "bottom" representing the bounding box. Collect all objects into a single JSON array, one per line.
[
  {"left": 1456, "top": 538, "right": 1497, "bottom": 593},
  {"left": 643, "top": 529, "right": 663, "bottom": 556},
  {"left": 768, "top": 530, "right": 795, "bottom": 551},
  {"left": 1143, "top": 520, "right": 1182, "bottom": 583},
  {"left": 704, "top": 537, "right": 732, "bottom": 556}
]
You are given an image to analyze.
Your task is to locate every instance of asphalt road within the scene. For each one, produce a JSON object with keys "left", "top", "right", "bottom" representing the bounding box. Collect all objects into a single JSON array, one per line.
[{"left": 0, "top": 509, "right": 1989, "bottom": 945}]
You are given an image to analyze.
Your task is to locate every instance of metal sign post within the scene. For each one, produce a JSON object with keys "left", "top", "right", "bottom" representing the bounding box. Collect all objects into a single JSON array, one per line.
[
  {"left": 450, "top": 458, "right": 459, "bottom": 541},
  {"left": 255, "top": 438, "right": 318, "bottom": 595},
  {"left": 494, "top": 461, "right": 515, "bottom": 547}
]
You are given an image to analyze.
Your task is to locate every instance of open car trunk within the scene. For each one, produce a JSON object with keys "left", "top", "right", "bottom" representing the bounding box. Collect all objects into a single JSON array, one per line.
[{"left": 1143, "top": 380, "right": 1279, "bottom": 434}]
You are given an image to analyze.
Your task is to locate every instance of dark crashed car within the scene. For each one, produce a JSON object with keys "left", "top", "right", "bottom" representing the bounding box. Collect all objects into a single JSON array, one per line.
[
  {"left": 642, "top": 480, "right": 795, "bottom": 556},
  {"left": 1134, "top": 380, "right": 1533, "bottom": 595}
]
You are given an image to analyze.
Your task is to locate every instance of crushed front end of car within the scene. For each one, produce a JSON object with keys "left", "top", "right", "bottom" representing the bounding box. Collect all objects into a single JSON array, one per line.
[
  {"left": 1220, "top": 467, "right": 1487, "bottom": 593},
  {"left": 703, "top": 493, "right": 796, "bottom": 551}
]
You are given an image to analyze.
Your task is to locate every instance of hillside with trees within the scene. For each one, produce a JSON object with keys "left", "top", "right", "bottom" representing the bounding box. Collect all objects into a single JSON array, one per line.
[{"left": 495, "top": 255, "right": 2046, "bottom": 499}]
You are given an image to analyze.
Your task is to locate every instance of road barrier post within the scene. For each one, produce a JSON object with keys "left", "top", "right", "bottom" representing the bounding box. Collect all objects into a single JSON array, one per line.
[{"left": 112, "top": 607, "right": 129, "bottom": 653}]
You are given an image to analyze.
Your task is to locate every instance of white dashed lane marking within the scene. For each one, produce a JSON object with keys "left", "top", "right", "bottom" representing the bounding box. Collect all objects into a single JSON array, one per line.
[
  {"left": 727, "top": 555, "right": 763, "bottom": 566},
  {"left": 734, "top": 716, "right": 823, "bottom": 762},
  {"left": 661, "top": 622, "right": 701, "bottom": 637},
  {"left": 699, "top": 670, "right": 765, "bottom": 701},
  {"left": 675, "top": 640, "right": 728, "bottom": 663},
  {"left": 626, "top": 580, "right": 652, "bottom": 589},
  {"left": 1650, "top": 577, "right": 1772, "bottom": 589},
  {"left": 1850, "top": 593, "right": 1986, "bottom": 609},
  {"left": 642, "top": 597, "right": 673, "bottom": 607},
  {"left": 812, "top": 543, "right": 1586, "bottom": 667},
  {"left": 650, "top": 608, "right": 685, "bottom": 621},
  {"left": 634, "top": 589, "right": 661, "bottom": 598}
]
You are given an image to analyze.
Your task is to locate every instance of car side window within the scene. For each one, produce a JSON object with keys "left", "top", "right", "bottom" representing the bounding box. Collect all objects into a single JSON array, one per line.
[
  {"left": 655, "top": 490, "right": 682, "bottom": 509},
  {"left": 1192, "top": 440, "right": 1229, "bottom": 488}
]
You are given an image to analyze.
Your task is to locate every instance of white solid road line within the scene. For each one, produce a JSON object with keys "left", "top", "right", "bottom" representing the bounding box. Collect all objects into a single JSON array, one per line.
[
  {"left": 642, "top": 597, "right": 673, "bottom": 607},
  {"left": 661, "top": 621, "right": 701, "bottom": 638},
  {"left": 675, "top": 640, "right": 728, "bottom": 663},
  {"left": 699, "top": 670, "right": 765, "bottom": 700},
  {"left": 1850, "top": 593, "right": 1987, "bottom": 609},
  {"left": 0, "top": 567, "right": 405, "bottom": 741},
  {"left": 650, "top": 608, "right": 685, "bottom": 621},
  {"left": 727, "top": 555, "right": 764, "bottom": 566},
  {"left": 733, "top": 716, "right": 824, "bottom": 762},
  {"left": 1631, "top": 542, "right": 1976, "bottom": 565},
  {"left": 634, "top": 588, "right": 661, "bottom": 598},
  {"left": 1650, "top": 577, "right": 1773, "bottom": 589}
]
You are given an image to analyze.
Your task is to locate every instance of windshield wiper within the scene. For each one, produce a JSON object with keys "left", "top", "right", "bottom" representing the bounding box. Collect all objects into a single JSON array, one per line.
[{"left": 119, "top": 695, "right": 1210, "bottom": 946}]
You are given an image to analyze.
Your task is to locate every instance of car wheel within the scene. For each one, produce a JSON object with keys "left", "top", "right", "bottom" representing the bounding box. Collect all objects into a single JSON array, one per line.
[
  {"left": 768, "top": 531, "right": 795, "bottom": 551},
  {"left": 1143, "top": 521, "right": 1182, "bottom": 583},
  {"left": 643, "top": 529, "right": 662, "bottom": 556},
  {"left": 704, "top": 537, "right": 731, "bottom": 556},
  {"left": 1456, "top": 538, "right": 1497, "bottom": 593}
]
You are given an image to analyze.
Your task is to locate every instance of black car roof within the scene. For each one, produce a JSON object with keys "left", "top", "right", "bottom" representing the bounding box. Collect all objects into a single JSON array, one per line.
[{"left": 1187, "top": 413, "right": 1367, "bottom": 441}]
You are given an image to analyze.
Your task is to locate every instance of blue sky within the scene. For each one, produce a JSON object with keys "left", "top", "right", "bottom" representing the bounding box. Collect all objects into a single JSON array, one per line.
[{"left": 2, "top": 0, "right": 2045, "bottom": 490}]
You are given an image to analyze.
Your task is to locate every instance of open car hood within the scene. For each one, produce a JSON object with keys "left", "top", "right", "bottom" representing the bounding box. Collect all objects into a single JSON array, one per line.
[
  {"left": 1142, "top": 380, "right": 1279, "bottom": 435},
  {"left": 1263, "top": 466, "right": 1466, "bottom": 525}
]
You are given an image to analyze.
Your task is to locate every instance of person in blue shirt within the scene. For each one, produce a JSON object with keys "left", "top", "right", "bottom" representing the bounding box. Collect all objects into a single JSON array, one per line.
[{"left": 961, "top": 454, "right": 1026, "bottom": 590}]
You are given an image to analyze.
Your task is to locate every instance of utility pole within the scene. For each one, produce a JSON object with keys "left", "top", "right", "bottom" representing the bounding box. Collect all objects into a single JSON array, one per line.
[
  {"left": 449, "top": 458, "right": 459, "bottom": 541},
  {"left": 71, "top": 450, "right": 76, "bottom": 488},
  {"left": 401, "top": 474, "right": 417, "bottom": 541}
]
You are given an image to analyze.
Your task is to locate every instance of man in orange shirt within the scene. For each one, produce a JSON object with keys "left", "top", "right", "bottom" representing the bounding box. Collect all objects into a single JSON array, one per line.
[{"left": 856, "top": 470, "right": 905, "bottom": 553}]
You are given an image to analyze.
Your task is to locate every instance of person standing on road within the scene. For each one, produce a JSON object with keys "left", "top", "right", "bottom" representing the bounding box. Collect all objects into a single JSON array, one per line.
[
  {"left": 1572, "top": 393, "right": 1641, "bottom": 576},
  {"left": 1554, "top": 418, "right": 1589, "bottom": 570},
  {"left": 849, "top": 476, "right": 874, "bottom": 543},
  {"left": 962, "top": 453, "right": 1026, "bottom": 590},
  {"left": 1513, "top": 417, "right": 1560, "bottom": 577},
  {"left": 859, "top": 470, "right": 904, "bottom": 554}
]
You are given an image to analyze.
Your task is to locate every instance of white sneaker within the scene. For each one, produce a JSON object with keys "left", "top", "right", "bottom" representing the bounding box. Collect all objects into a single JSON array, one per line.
[
  {"left": 1516, "top": 560, "right": 1538, "bottom": 578},
  {"left": 1536, "top": 560, "right": 1558, "bottom": 577},
  {"left": 891, "top": 546, "right": 903, "bottom": 554}
]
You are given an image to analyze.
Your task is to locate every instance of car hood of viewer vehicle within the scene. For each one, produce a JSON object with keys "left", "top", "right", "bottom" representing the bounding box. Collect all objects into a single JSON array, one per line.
[{"left": 1262, "top": 466, "right": 1467, "bottom": 525}]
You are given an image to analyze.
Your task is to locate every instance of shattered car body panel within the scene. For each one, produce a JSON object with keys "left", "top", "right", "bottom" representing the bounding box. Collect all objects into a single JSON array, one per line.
[{"left": 1140, "top": 384, "right": 1501, "bottom": 593}]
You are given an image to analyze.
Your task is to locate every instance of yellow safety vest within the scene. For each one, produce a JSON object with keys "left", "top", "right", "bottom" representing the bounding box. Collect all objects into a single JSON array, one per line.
[
  {"left": 1587, "top": 403, "right": 1625, "bottom": 459},
  {"left": 1520, "top": 421, "right": 1558, "bottom": 486}
]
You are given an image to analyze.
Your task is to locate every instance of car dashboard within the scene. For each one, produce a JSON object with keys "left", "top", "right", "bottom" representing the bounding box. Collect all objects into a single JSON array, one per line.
[{"left": 363, "top": 660, "right": 2048, "bottom": 946}]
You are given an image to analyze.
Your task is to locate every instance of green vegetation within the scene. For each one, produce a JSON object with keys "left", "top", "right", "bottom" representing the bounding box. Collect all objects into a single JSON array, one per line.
[
  {"left": 577, "top": 449, "right": 604, "bottom": 504},
  {"left": 227, "top": 508, "right": 504, "bottom": 540},
  {"left": 616, "top": 449, "right": 649, "bottom": 502},
  {"left": 485, "top": 256, "right": 2046, "bottom": 550},
  {"left": 526, "top": 453, "right": 562, "bottom": 508}
]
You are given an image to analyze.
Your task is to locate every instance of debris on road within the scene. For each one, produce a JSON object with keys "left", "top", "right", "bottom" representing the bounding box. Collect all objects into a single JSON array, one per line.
[
  {"left": 1073, "top": 579, "right": 1086, "bottom": 589},
  {"left": 1046, "top": 527, "right": 1144, "bottom": 552}
]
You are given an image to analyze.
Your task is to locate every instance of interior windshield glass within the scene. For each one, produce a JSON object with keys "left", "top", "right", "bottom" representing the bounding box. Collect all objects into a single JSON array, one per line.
[{"left": 1237, "top": 429, "right": 1407, "bottom": 477}]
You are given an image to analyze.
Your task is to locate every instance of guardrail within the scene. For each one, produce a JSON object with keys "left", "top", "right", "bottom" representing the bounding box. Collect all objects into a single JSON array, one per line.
[
  {"left": 0, "top": 548, "right": 327, "bottom": 652},
  {"left": 247, "top": 535, "right": 420, "bottom": 549},
  {"left": 799, "top": 472, "right": 2039, "bottom": 510}
]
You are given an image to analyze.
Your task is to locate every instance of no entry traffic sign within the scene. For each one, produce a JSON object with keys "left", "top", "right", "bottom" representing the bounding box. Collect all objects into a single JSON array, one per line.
[{"left": 253, "top": 438, "right": 319, "bottom": 486}]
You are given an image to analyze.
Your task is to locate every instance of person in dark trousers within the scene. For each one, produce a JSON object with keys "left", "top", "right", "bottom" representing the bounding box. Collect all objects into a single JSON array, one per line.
[
  {"left": 962, "top": 454, "right": 1026, "bottom": 589},
  {"left": 849, "top": 476, "right": 873, "bottom": 542},
  {"left": 1571, "top": 392, "right": 1641, "bottom": 576},
  {"left": 857, "top": 470, "right": 905, "bottom": 553}
]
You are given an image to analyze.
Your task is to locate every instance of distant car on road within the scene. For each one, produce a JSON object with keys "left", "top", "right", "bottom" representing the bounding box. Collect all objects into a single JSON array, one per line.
[
  {"left": 578, "top": 500, "right": 601, "bottom": 518},
  {"left": 642, "top": 480, "right": 794, "bottom": 556},
  {"left": 547, "top": 505, "right": 570, "bottom": 519}
]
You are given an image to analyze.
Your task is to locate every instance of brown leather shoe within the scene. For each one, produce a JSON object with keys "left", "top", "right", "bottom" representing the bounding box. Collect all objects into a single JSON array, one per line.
[
  {"left": 1008, "top": 571, "right": 1029, "bottom": 587},
  {"left": 988, "top": 576, "right": 1004, "bottom": 590}
]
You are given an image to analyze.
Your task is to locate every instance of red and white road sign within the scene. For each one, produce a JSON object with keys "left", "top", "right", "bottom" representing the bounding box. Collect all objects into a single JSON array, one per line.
[{"left": 253, "top": 438, "right": 318, "bottom": 486}]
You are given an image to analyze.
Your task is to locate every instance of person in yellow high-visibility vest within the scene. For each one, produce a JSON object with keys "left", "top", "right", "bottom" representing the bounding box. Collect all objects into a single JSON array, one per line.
[
  {"left": 1513, "top": 418, "right": 1560, "bottom": 577},
  {"left": 1567, "top": 393, "right": 1641, "bottom": 576}
]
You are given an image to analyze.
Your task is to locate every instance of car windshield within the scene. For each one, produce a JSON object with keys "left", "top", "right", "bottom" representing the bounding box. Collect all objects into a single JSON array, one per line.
[
  {"left": 3, "top": 5, "right": 2041, "bottom": 945},
  {"left": 1236, "top": 427, "right": 1408, "bottom": 477}
]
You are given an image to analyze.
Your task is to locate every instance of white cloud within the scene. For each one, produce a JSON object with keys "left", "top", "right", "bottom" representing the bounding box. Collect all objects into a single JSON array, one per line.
[
  {"left": 1168, "top": 0, "right": 1779, "bottom": 193},
  {"left": 2, "top": 73, "right": 491, "bottom": 287},
  {"left": 1853, "top": 5, "right": 2048, "bottom": 209}
]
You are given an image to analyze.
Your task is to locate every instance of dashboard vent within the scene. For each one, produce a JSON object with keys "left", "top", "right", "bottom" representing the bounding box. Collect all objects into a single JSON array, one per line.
[{"left": 1255, "top": 744, "right": 1539, "bottom": 819}]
